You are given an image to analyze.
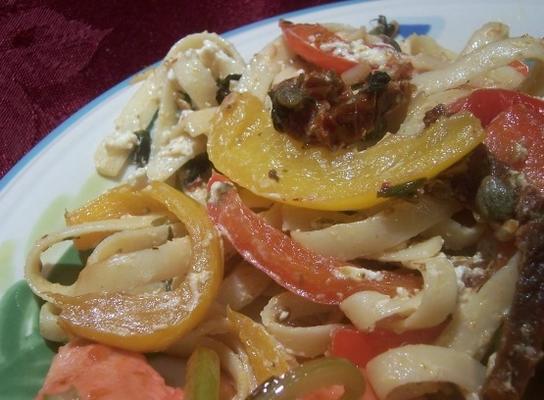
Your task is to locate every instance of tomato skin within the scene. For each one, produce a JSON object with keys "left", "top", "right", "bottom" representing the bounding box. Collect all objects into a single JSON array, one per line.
[
  {"left": 449, "top": 89, "right": 544, "bottom": 192},
  {"left": 485, "top": 103, "right": 544, "bottom": 192},
  {"left": 279, "top": 20, "right": 357, "bottom": 73},
  {"left": 207, "top": 173, "right": 420, "bottom": 305},
  {"left": 448, "top": 88, "right": 544, "bottom": 127},
  {"left": 330, "top": 325, "right": 446, "bottom": 368},
  {"left": 36, "top": 341, "right": 183, "bottom": 400}
]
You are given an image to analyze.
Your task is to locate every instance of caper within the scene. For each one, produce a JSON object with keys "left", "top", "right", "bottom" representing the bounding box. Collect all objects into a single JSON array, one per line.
[
  {"left": 366, "top": 71, "right": 391, "bottom": 93},
  {"left": 274, "top": 84, "right": 306, "bottom": 109},
  {"left": 476, "top": 175, "right": 517, "bottom": 222}
]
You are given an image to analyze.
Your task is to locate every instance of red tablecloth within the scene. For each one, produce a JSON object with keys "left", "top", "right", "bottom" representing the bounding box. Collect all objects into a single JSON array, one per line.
[{"left": 0, "top": 0, "right": 336, "bottom": 178}]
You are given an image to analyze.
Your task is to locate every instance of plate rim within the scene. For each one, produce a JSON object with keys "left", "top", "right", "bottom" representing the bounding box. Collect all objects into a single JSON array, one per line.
[{"left": 0, "top": 0, "right": 376, "bottom": 194}]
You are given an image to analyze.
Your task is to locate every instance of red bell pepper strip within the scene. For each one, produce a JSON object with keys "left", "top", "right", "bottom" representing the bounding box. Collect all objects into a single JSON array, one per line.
[
  {"left": 207, "top": 173, "right": 420, "bottom": 305},
  {"left": 448, "top": 88, "right": 544, "bottom": 127},
  {"left": 279, "top": 20, "right": 358, "bottom": 74}
]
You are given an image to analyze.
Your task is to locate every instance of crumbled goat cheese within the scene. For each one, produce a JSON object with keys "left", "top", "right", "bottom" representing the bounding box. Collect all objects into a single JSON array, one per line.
[
  {"left": 336, "top": 266, "right": 385, "bottom": 282},
  {"left": 278, "top": 310, "right": 290, "bottom": 321},
  {"left": 185, "top": 185, "right": 208, "bottom": 205},
  {"left": 486, "top": 352, "right": 497, "bottom": 376},
  {"left": 162, "top": 136, "right": 196, "bottom": 157},
  {"left": 455, "top": 265, "right": 485, "bottom": 289},
  {"left": 105, "top": 131, "right": 138, "bottom": 151},
  {"left": 208, "top": 181, "right": 233, "bottom": 204},
  {"left": 127, "top": 167, "right": 148, "bottom": 188},
  {"left": 319, "top": 39, "right": 393, "bottom": 66}
]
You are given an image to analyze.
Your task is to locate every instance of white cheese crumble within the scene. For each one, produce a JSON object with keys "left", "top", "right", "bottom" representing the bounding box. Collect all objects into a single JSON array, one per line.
[
  {"left": 454, "top": 265, "right": 485, "bottom": 290},
  {"left": 319, "top": 39, "right": 396, "bottom": 67},
  {"left": 208, "top": 181, "right": 233, "bottom": 204},
  {"left": 105, "top": 131, "right": 138, "bottom": 151},
  {"left": 185, "top": 185, "right": 208, "bottom": 205},
  {"left": 161, "top": 136, "right": 196, "bottom": 157},
  {"left": 127, "top": 167, "right": 148, "bottom": 188},
  {"left": 335, "top": 266, "right": 385, "bottom": 282},
  {"left": 278, "top": 310, "right": 290, "bottom": 321}
]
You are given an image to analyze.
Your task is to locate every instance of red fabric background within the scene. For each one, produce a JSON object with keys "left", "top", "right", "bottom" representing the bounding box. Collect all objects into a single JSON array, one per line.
[{"left": 0, "top": 0, "right": 336, "bottom": 178}]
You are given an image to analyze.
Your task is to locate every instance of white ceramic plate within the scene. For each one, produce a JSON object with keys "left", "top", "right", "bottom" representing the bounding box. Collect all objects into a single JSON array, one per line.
[{"left": 1, "top": 0, "right": 542, "bottom": 295}]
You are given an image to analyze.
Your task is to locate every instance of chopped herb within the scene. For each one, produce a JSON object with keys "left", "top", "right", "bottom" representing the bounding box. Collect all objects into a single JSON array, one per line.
[
  {"left": 366, "top": 71, "right": 391, "bottom": 92},
  {"left": 380, "top": 35, "right": 402, "bottom": 52},
  {"left": 216, "top": 73, "right": 242, "bottom": 104},
  {"left": 132, "top": 111, "right": 157, "bottom": 167},
  {"left": 377, "top": 178, "right": 427, "bottom": 198},
  {"left": 167, "top": 226, "right": 174, "bottom": 241},
  {"left": 369, "top": 15, "right": 399, "bottom": 38},
  {"left": 180, "top": 153, "right": 213, "bottom": 187},
  {"left": 268, "top": 169, "right": 280, "bottom": 182},
  {"left": 134, "top": 130, "right": 151, "bottom": 167},
  {"left": 164, "top": 278, "right": 173, "bottom": 291}
]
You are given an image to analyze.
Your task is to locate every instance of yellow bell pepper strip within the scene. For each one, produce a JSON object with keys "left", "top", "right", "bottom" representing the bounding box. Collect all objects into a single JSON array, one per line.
[
  {"left": 207, "top": 173, "right": 420, "bottom": 305},
  {"left": 185, "top": 347, "right": 220, "bottom": 400},
  {"left": 246, "top": 357, "right": 365, "bottom": 400},
  {"left": 52, "top": 182, "right": 223, "bottom": 352},
  {"left": 208, "top": 93, "right": 485, "bottom": 211},
  {"left": 65, "top": 184, "right": 175, "bottom": 250},
  {"left": 226, "top": 307, "right": 295, "bottom": 384}
]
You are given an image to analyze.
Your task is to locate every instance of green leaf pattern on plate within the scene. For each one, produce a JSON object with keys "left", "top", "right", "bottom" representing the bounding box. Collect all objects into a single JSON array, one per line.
[{"left": 0, "top": 281, "right": 56, "bottom": 400}]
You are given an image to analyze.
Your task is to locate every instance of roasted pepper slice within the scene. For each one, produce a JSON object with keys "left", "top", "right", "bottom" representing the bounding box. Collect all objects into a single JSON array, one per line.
[
  {"left": 185, "top": 347, "right": 220, "bottom": 400},
  {"left": 227, "top": 307, "right": 295, "bottom": 383},
  {"left": 207, "top": 173, "right": 420, "bottom": 304},
  {"left": 65, "top": 185, "right": 174, "bottom": 250},
  {"left": 53, "top": 182, "right": 223, "bottom": 352},
  {"left": 208, "top": 93, "right": 485, "bottom": 210}
]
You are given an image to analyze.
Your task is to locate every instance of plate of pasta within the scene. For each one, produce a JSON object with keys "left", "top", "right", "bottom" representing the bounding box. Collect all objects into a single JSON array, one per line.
[{"left": 1, "top": 0, "right": 544, "bottom": 399}]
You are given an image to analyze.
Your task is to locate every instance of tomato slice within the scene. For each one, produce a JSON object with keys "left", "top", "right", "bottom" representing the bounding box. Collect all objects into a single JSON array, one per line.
[
  {"left": 36, "top": 341, "right": 183, "bottom": 400},
  {"left": 279, "top": 20, "right": 357, "bottom": 73},
  {"left": 448, "top": 88, "right": 544, "bottom": 127},
  {"left": 330, "top": 325, "right": 446, "bottom": 368},
  {"left": 485, "top": 103, "right": 544, "bottom": 192},
  {"left": 207, "top": 173, "right": 420, "bottom": 305},
  {"left": 449, "top": 89, "right": 544, "bottom": 192}
]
